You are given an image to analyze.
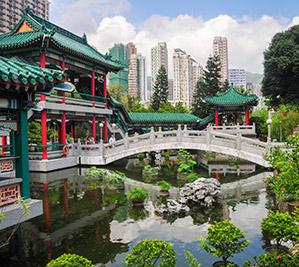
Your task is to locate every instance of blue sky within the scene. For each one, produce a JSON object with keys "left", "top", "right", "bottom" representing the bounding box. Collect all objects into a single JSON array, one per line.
[
  {"left": 51, "top": 0, "right": 299, "bottom": 74},
  {"left": 125, "top": 0, "right": 298, "bottom": 23}
]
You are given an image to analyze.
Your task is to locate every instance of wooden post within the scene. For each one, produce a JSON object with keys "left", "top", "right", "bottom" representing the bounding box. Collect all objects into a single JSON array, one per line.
[
  {"left": 91, "top": 70, "right": 96, "bottom": 142},
  {"left": 245, "top": 109, "right": 250, "bottom": 127},
  {"left": 41, "top": 95, "right": 48, "bottom": 160},
  {"left": 215, "top": 110, "right": 219, "bottom": 128},
  {"left": 103, "top": 75, "right": 108, "bottom": 142},
  {"left": 40, "top": 52, "right": 46, "bottom": 68},
  {"left": 1, "top": 136, "right": 7, "bottom": 156}
]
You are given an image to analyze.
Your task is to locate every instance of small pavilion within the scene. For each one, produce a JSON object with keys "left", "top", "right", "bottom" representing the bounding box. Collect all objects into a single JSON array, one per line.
[{"left": 205, "top": 86, "right": 258, "bottom": 127}]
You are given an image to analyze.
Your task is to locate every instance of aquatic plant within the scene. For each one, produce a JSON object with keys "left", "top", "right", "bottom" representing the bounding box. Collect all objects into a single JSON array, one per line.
[
  {"left": 157, "top": 180, "right": 172, "bottom": 191},
  {"left": 200, "top": 220, "right": 249, "bottom": 265},
  {"left": 46, "top": 253, "right": 95, "bottom": 267},
  {"left": 127, "top": 187, "right": 149, "bottom": 204},
  {"left": 186, "top": 172, "right": 200, "bottom": 183},
  {"left": 177, "top": 159, "right": 196, "bottom": 174},
  {"left": 126, "top": 239, "right": 176, "bottom": 267},
  {"left": 143, "top": 164, "right": 159, "bottom": 175}
]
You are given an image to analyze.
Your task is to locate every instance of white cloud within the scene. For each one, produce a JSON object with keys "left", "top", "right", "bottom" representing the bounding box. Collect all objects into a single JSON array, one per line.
[
  {"left": 88, "top": 14, "right": 298, "bottom": 75},
  {"left": 51, "top": 0, "right": 130, "bottom": 34}
]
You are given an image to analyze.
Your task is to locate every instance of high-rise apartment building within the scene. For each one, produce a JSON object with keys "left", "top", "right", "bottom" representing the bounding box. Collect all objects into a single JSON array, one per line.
[
  {"left": 126, "top": 42, "right": 137, "bottom": 58},
  {"left": 127, "top": 42, "right": 138, "bottom": 97},
  {"left": 229, "top": 69, "right": 246, "bottom": 88},
  {"left": 0, "top": 0, "right": 50, "bottom": 33},
  {"left": 128, "top": 53, "right": 138, "bottom": 97},
  {"left": 109, "top": 43, "right": 128, "bottom": 92},
  {"left": 137, "top": 54, "right": 147, "bottom": 102},
  {"left": 151, "top": 42, "right": 168, "bottom": 88},
  {"left": 191, "top": 59, "right": 203, "bottom": 106},
  {"left": 213, "top": 36, "right": 228, "bottom": 82},
  {"left": 173, "top": 48, "right": 202, "bottom": 108}
]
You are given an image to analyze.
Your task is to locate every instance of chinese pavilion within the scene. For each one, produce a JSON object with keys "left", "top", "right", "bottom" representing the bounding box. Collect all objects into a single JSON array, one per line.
[
  {"left": 0, "top": 56, "right": 65, "bottom": 229},
  {"left": 205, "top": 86, "right": 258, "bottom": 127},
  {"left": 0, "top": 8, "right": 124, "bottom": 160}
]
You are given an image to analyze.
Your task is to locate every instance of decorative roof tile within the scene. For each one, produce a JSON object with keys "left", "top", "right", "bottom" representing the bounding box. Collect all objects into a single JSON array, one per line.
[
  {"left": 0, "top": 11, "right": 123, "bottom": 71},
  {"left": 205, "top": 86, "right": 258, "bottom": 107},
  {"left": 129, "top": 112, "right": 201, "bottom": 123},
  {"left": 0, "top": 56, "right": 65, "bottom": 90}
]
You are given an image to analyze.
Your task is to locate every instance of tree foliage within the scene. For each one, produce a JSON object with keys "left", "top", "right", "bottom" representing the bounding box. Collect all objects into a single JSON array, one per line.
[
  {"left": 46, "top": 253, "right": 95, "bottom": 267},
  {"left": 151, "top": 65, "right": 169, "bottom": 111},
  {"left": 125, "top": 239, "right": 176, "bottom": 267},
  {"left": 200, "top": 220, "right": 249, "bottom": 263},
  {"left": 192, "top": 56, "right": 224, "bottom": 117},
  {"left": 262, "top": 25, "right": 299, "bottom": 106}
]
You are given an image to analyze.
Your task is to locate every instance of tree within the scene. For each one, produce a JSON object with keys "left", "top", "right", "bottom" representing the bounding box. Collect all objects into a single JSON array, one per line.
[
  {"left": 200, "top": 220, "right": 249, "bottom": 265},
  {"left": 262, "top": 25, "right": 299, "bottom": 106},
  {"left": 46, "top": 254, "right": 95, "bottom": 267},
  {"left": 125, "top": 239, "right": 176, "bottom": 267},
  {"left": 192, "top": 56, "right": 223, "bottom": 117},
  {"left": 151, "top": 65, "right": 169, "bottom": 111}
]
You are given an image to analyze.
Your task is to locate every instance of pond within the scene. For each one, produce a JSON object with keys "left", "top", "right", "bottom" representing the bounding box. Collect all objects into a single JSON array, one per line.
[{"left": 0, "top": 159, "right": 273, "bottom": 267}]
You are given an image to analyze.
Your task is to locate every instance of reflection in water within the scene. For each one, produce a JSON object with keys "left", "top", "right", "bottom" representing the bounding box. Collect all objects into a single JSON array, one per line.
[{"left": 0, "top": 164, "right": 273, "bottom": 267}]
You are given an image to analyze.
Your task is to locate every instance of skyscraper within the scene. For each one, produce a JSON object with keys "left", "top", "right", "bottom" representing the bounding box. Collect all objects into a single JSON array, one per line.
[
  {"left": 173, "top": 49, "right": 202, "bottom": 108},
  {"left": 109, "top": 43, "right": 128, "bottom": 93},
  {"left": 137, "top": 54, "right": 147, "bottom": 102},
  {"left": 0, "top": 0, "right": 50, "bottom": 33},
  {"left": 213, "top": 36, "right": 228, "bottom": 82},
  {"left": 229, "top": 69, "right": 246, "bottom": 88},
  {"left": 151, "top": 42, "right": 168, "bottom": 88},
  {"left": 126, "top": 42, "right": 138, "bottom": 98}
]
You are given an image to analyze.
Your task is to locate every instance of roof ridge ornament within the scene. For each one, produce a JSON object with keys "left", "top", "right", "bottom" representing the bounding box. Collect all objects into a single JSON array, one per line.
[
  {"left": 24, "top": 6, "right": 33, "bottom": 16},
  {"left": 82, "top": 33, "right": 88, "bottom": 44}
]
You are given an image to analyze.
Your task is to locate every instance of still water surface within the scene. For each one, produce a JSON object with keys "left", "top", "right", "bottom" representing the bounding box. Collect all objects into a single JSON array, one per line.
[{"left": 1, "top": 162, "right": 272, "bottom": 266}]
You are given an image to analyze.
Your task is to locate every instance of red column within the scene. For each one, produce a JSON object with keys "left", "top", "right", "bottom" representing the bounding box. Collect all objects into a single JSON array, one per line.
[
  {"left": 245, "top": 109, "right": 250, "bottom": 127},
  {"left": 40, "top": 52, "right": 46, "bottom": 68},
  {"left": 60, "top": 59, "right": 65, "bottom": 71},
  {"left": 91, "top": 71, "right": 96, "bottom": 142},
  {"left": 215, "top": 110, "right": 219, "bottom": 128},
  {"left": 61, "top": 94, "right": 66, "bottom": 145},
  {"left": 1, "top": 136, "right": 7, "bottom": 156},
  {"left": 41, "top": 95, "right": 48, "bottom": 160},
  {"left": 103, "top": 75, "right": 108, "bottom": 142}
]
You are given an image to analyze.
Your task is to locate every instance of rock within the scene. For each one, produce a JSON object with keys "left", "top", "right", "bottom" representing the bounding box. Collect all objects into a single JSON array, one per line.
[
  {"left": 179, "top": 178, "right": 222, "bottom": 207},
  {"left": 155, "top": 199, "right": 190, "bottom": 216}
]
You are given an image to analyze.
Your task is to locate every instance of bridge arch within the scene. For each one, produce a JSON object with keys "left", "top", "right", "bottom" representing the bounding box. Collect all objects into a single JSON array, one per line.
[{"left": 79, "top": 128, "right": 274, "bottom": 168}]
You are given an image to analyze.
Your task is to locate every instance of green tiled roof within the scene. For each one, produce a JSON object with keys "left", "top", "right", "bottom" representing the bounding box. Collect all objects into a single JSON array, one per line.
[
  {"left": 129, "top": 112, "right": 201, "bottom": 123},
  {"left": 0, "top": 10, "right": 123, "bottom": 71},
  {"left": 0, "top": 56, "right": 65, "bottom": 88},
  {"left": 205, "top": 86, "right": 258, "bottom": 107}
]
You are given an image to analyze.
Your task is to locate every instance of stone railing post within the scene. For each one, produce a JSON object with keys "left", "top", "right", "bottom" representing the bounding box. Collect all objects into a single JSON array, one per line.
[
  {"left": 183, "top": 124, "right": 188, "bottom": 137},
  {"left": 99, "top": 140, "right": 104, "bottom": 157},
  {"left": 177, "top": 124, "right": 182, "bottom": 142},
  {"left": 124, "top": 132, "right": 129, "bottom": 149},
  {"left": 150, "top": 127, "right": 155, "bottom": 144},
  {"left": 206, "top": 126, "right": 211, "bottom": 145},
  {"left": 236, "top": 131, "right": 242, "bottom": 150}
]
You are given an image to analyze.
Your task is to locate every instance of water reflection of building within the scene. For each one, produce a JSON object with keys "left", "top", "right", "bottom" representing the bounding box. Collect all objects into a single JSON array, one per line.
[{"left": 5, "top": 170, "right": 129, "bottom": 266}]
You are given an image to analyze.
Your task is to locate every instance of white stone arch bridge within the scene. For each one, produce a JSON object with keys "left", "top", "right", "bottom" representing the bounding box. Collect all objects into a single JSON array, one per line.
[{"left": 75, "top": 125, "right": 284, "bottom": 168}]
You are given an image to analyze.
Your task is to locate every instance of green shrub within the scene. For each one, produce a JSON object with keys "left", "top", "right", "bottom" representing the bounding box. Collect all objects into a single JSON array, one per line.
[
  {"left": 138, "top": 152, "right": 145, "bottom": 161},
  {"left": 200, "top": 220, "right": 249, "bottom": 264},
  {"left": 187, "top": 172, "right": 200, "bottom": 183},
  {"left": 157, "top": 180, "right": 172, "bottom": 191},
  {"left": 244, "top": 251, "right": 299, "bottom": 267},
  {"left": 127, "top": 187, "right": 149, "bottom": 203},
  {"left": 266, "top": 134, "right": 299, "bottom": 201},
  {"left": 46, "top": 253, "right": 95, "bottom": 267},
  {"left": 177, "top": 160, "right": 196, "bottom": 174},
  {"left": 125, "top": 239, "right": 176, "bottom": 267},
  {"left": 143, "top": 164, "right": 159, "bottom": 175},
  {"left": 261, "top": 211, "right": 299, "bottom": 246}
]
